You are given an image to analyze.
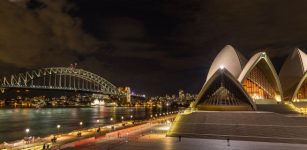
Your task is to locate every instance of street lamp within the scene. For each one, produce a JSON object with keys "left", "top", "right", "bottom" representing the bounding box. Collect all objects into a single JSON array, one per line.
[
  {"left": 130, "top": 115, "right": 133, "bottom": 119},
  {"left": 110, "top": 117, "right": 113, "bottom": 121},
  {"left": 121, "top": 116, "right": 124, "bottom": 122},
  {"left": 57, "top": 124, "right": 61, "bottom": 134},
  {"left": 166, "top": 103, "right": 169, "bottom": 113},
  {"left": 78, "top": 121, "right": 83, "bottom": 136},
  {"left": 25, "top": 128, "right": 30, "bottom": 137},
  {"left": 96, "top": 119, "right": 100, "bottom": 123}
]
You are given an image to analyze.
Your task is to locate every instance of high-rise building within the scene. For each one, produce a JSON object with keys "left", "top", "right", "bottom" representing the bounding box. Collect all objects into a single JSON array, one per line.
[{"left": 179, "top": 90, "right": 185, "bottom": 100}]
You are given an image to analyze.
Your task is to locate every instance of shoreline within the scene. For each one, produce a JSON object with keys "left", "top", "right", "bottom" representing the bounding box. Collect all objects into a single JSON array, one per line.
[
  {"left": 0, "top": 105, "right": 174, "bottom": 109},
  {"left": 0, "top": 105, "right": 163, "bottom": 109},
  {"left": 0, "top": 112, "right": 178, "bottom": 150}
]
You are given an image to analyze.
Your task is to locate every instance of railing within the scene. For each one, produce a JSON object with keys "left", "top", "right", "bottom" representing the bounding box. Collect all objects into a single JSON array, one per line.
[{"left": 285, "top": 102, "right": 307, "bottom": 114}]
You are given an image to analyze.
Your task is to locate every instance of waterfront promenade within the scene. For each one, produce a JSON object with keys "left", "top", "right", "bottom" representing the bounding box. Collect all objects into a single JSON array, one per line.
[{"left": 0, "top": 112, "right": 177, "bottom": 150}]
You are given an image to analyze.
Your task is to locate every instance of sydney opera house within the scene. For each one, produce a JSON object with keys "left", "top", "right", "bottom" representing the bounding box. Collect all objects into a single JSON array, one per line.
[
  {"left": 193, "top": 45, "right": 307, "bottom": 111},
  {"left": 167, "top": 45, "right": 307, "bottom": 143}
]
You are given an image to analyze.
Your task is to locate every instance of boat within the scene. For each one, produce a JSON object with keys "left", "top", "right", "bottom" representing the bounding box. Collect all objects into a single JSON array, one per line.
[{"left": 91, "top": 99, "right": 105, "bottom": 106}]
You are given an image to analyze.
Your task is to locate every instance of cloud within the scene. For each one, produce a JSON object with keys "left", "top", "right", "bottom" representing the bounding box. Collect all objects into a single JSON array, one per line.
[
  {"left": 0, "top": 0, "right": 102, "bottom": 68},
  {"left": 174, "top": 0, "right": 307, "bottom": 54}
]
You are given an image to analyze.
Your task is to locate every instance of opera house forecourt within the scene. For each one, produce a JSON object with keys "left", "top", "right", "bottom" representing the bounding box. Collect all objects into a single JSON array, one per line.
[{"left": 167, "top": 45, "right": 307, "bottom": 144}]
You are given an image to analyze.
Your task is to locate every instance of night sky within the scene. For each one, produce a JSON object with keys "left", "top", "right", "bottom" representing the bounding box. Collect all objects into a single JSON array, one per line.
[{"left": 1, "top": 0, "right": 307, "bottom": 96}]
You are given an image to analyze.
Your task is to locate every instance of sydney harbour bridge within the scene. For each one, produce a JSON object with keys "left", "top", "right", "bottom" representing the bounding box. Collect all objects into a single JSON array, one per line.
[{"left": 0, "top": 67, "right": 124, "bottom": 96}]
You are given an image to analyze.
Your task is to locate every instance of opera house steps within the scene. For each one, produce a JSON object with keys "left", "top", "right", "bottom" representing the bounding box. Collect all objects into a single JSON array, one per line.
[
  {"left": 167, "top": 111, "right": 307, "bottom": 144},
  {"left": 256, "top": 104, "right": 298, "bottom": 114},
  {"left": 197, "top": 105, "right": 253, "bottom": 111}
]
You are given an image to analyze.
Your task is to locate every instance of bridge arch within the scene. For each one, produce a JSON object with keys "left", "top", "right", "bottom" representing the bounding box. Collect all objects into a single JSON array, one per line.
[{"left": 0, "top": 67, "right": 119, "bottom": 95}]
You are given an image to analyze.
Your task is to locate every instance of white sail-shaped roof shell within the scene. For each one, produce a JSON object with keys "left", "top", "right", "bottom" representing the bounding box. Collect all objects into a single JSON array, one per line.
[
  {"left": 279, "top": 48, "right": 307, "bottom": 100},
  {"left": 206, "top": 45, "right": 247, "bottom": 83},
  {"left": 195, "top": 68, "right": 256, "bottom": 110},
  {"left": 238, "top": 52, "right": 283, "bottom": 102}
]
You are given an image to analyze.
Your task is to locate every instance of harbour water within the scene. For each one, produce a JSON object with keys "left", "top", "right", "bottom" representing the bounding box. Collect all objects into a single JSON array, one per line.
[{"left": 0, "top": 106, "right": 172, "bottom": 142}]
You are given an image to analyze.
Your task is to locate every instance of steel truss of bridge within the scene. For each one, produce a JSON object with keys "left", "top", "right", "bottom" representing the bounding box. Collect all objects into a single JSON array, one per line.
[{"left": 0, "top": 67, "right": 121, "bottom": 95}]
